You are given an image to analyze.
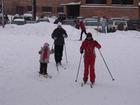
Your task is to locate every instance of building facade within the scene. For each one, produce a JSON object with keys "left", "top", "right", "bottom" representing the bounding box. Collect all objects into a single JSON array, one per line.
[{"left": 0, "top": 0, "right": 140, "bottom": 19}]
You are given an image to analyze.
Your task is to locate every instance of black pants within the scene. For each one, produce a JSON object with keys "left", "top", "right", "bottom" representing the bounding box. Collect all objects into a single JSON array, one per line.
[
  {"left": 54, "top": 45, "right": 63, "bottom": 63},
  {"left": 80, "top": 30, "right": 87, "bottom": 40},
  {"left": 40, "top": 63, "right": 47, "bottom": 74}
]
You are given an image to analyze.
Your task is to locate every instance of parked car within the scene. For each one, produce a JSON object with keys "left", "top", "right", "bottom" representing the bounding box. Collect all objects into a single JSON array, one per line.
[
  {"left": 13, "top": 14, "right": 24, "bottom": 20},
  {"left": 37, "top": 17, "right": 50, "bottom": 23},
  {"left": 53, "top": 19, "right": 64, "bottom": 24},
  {"left": 23, "top": 15, "right": 36, "bottom": 23},
  {"left": 121, "top": 17, "right": 130, "bottom": 21},
  {"left": 107, "top": 19, "right": 128, "bottom": 32},
  {"left": 58, "top": 12, "right": 67, "bottom": 20},
  {"left": 127, "top": 19, "right": 140, "bottom": 30},
  {"left": 12, "top": 14, "right": 24, "bottom": 24},
  {"left": 136, "top": 23, "right": 140, "bottom": 31},
  {"left": 12, "top": 19, "right": 26, "bottom": 25},
  {"left": 54, "top": 12, "right": 67, "bottom": 24},
  {"left": 91, "top": 16, "right": 100, "bottom": 20},
  {"left": 63, "top": 19, "right": 75, "bottom": 26},
  {"left": 84, "top": 18, "right": 102, "bottom": 32}
]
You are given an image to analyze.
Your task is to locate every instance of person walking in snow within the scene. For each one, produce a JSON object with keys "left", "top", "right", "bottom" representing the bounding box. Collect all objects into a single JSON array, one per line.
[
  {"left": 101, "top": 16, "right": 107, "bottom": 33},
  {"left": 38, "top": 43, "right": 54, "bottom": 75},
  {"left": 76, "top": 19, "right": 87, "bottom": 41},
  {"left": 80, "top": 32, "right": 101, "bottom": 84},
  {"left": 51, "top": 22, "right": 68, "bottom": 66}
]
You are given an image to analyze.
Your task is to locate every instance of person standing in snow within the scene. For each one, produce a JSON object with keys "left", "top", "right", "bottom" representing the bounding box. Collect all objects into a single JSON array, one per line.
[
  {"left": 51, "top": 22, "right": 68, "bottom": 66},
  {"left": 101, "top": 16, "right": 107, "bottom": 33},
  {"left": 76, "top": 19, "right": 87, "bottom": 41},
  {"left": 80, "top": 33, "right": 101, "bottom": 84},
  {"left": 38, "top": 43, "right": 54, "bottom": 75}
]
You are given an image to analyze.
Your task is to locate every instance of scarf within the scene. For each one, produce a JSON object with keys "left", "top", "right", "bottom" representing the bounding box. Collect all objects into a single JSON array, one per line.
[{"left": 42, "top": 49, "right": 48, "bottom": 61}]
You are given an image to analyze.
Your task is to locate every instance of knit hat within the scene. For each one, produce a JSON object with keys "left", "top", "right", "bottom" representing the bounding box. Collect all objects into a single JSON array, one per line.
[
  {"left": 79, "top": 19, "right": 82, "bottom": 22},
  {"left": 57, "top": 22, "right": 62, "bottom": 26},
  {"left": 86, "top": 32, "right": 92, "bottom": 37},
  {"left": 44, "top": 43, "right": 49, "bottom": 47}
]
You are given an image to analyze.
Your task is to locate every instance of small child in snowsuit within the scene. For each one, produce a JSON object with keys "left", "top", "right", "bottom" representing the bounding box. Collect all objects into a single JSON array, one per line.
[{"left": 38, "top": 43, "right": 54, "bottom": 75}]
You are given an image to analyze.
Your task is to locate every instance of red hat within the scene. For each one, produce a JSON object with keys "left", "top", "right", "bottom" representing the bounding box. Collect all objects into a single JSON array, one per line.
[
  {"left": 86, "top": 33, "right": 92, "bottom": 37},
  {"left": 44, "top": 43, "right": 49, "bottom": 47}
]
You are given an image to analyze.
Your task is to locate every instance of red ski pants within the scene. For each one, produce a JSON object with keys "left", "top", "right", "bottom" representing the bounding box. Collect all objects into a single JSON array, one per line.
[{"left": 83, "top": 57, "right": 96, "bottom": 82}]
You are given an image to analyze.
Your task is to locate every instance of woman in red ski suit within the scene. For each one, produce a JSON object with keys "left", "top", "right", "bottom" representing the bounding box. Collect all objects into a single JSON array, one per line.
[
  {"left": 80, "top": 33, "right": 101, "bottom": 83},
  {"left": 76, "top": 19, "right": 87, "bottom": 40}
]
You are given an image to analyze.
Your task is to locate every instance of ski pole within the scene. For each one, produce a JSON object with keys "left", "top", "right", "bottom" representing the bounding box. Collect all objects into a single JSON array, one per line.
[
  {"left": 64, "top": 43, "right": 68, "bottom": 63},
  {"left": 75, "top": 54, "right": 83, "bottom": 82},
  {"left": 98, "top": 49, "right": 115, "bottom": 81},
  {"left": 51, "top": 42, "right": 54, "bottom": 50}
]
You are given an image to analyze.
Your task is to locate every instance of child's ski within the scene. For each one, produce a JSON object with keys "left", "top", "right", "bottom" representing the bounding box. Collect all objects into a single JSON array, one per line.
[
  {"left": 56, "top": 63, "right": 66, "bottom": 74},
  {"left": 90, "top": 83, "right": 94, "bottom": 88},
  {"left": 56, "top": 65, "right": 60, "bottom": 74},
  {"left": 60, "top": 64, "right": 66, "bottom": 69},
  {"left": 38, "top": 72, "right": 52, "bottom": 79},
  {"left": 44, "top": 74, "right": 52, "bottom": 79}
]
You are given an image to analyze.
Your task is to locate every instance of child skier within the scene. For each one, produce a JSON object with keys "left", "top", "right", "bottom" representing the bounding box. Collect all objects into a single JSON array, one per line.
[{"left": 38, "top": 43, "right": 54, "bottom": 77}]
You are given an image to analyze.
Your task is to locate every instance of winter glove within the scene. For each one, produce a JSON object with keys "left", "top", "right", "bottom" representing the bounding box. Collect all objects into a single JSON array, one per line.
[
  {"left": 54, "top": 37, "right": 57, "bottom": 40},
  {"left": 38, "top": 51, "right": 42, "bottom": 54},
  {"left": 80, "top": 49, "right": 83, "bottom": 54},
  {"left": 94, "top": 40, "right": 99, "bottom": 45},
  {"left": 63, "top": 34, "right": 67, "bottom": 38},
  {"left": 51, "top": 49, "right": 54, "bottom": 53}
]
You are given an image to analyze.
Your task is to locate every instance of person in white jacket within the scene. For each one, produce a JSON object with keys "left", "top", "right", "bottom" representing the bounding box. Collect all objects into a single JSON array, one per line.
[{"left": 38, "top": 43, "right": 54, "bottom": 75}]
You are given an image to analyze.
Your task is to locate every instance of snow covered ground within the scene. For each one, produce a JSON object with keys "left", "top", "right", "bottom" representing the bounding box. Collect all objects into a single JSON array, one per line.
[{"left": 0, "top": 18, "right": 140, "bottom": 105}]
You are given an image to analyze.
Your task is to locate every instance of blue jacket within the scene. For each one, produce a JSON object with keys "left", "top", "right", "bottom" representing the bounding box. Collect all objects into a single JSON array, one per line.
[{"left": 101, "top": 18, "right": 107, "bottom": 27}]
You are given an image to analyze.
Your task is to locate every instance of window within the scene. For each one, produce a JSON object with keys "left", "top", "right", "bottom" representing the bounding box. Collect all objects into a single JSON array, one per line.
[
  {"left": 86, "top": 0, "right": 107, "bottom": 4},
  {"left": 16, "top": 6, "right": 24, "bottom": 15},
  {"left": 112, "top": 0, "right": 133, "bottom": 5},
  {"left": 27, "top": 6, "right": 32, "bottom": 12},
  {"left": 57, "top": 7, "right": 63, "bottom": 13},
  {"left": 42, "top": 7, "right": 52, "bottom": 13}
]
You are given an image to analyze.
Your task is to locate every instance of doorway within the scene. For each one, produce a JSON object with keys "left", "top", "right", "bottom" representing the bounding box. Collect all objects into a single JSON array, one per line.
[{"left": 66, "top": 5, "right": 80, "bottom": 19}]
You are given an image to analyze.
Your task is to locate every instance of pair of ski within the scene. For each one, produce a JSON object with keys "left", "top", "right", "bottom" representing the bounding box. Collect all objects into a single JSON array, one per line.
[
  {"left": 81, "top": 82, "right": 94, "bottom": 88},
  {"left": 56, "top": 64, "right": 66, "bottom": 74},
  {"left": 38, "top": 72, "right": 52, "bottom": 79}
]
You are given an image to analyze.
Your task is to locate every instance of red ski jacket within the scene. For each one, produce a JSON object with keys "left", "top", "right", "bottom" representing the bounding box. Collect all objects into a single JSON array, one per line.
[
  {"left": 76, "top": 21, "right": 86, "bottom": 30},
  {"left": 80, "top": 39, "right": 101, "bottom": 59}
]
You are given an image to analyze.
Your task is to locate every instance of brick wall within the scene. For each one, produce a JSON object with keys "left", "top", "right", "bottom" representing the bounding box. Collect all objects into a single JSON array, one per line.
[
  {"left": 0, "top": 0, "right": 140, "bottom": 19},
  {"left": 80, "top": 6, "right": 139, "bottom": 19}
]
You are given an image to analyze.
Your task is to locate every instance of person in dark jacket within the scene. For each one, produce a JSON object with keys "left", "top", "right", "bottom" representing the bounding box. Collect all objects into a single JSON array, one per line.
[
  {"left": 76, "top": 19, "right": 87, "bottom": 41},
  {"left": 51, "top": 22, "right": 68, "bottom": 66},
  {"left": 80, "top": 32, "right": 101, "bottom": 84}
]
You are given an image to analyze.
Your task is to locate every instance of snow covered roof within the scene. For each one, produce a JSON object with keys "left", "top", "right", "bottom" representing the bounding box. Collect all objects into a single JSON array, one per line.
[
  {"left": 81, "top": 5, "right": 138, "bottom": 8},
  {"left": 61, "top": 2, "right": 81, "bottom": 6}
]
